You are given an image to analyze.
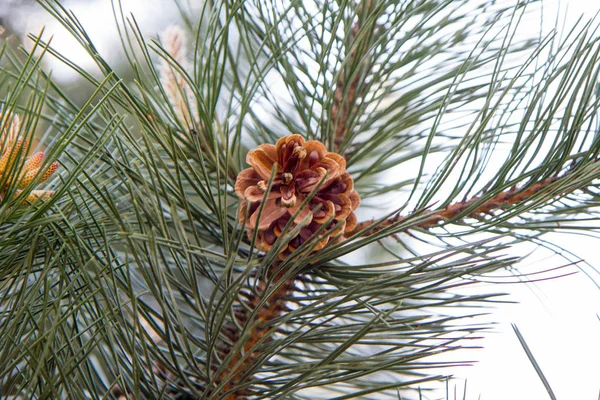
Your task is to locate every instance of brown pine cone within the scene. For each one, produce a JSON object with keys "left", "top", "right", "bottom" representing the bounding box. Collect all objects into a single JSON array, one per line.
[{"left": 235, "top": 134, "right": 359, "bottom": 259}]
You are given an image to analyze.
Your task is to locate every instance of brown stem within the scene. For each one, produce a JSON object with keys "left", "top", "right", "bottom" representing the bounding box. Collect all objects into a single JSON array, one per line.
[
  {"left": 332, "top": 0, "right": 374, "bottom": 152},
  {"left": 347, "top": 174, "right": 565, "bottom": 237},
  {"left": 213, "top": 267, "right": 296, "bottom": 399}
]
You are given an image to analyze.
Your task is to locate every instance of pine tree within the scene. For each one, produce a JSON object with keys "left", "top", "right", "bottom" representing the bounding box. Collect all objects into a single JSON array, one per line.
[{"left": 0, "top": 0, "right": 598, "bottom": 398}]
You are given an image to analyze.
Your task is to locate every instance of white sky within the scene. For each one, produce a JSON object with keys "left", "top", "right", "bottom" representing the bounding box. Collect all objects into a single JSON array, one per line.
[{"left": 447, "top": 2, "right": 600, "bottom": 399}]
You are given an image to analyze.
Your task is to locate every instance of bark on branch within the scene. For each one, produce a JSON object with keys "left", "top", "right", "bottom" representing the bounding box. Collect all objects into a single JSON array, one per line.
[
  {"left": 332, "top": 0, "right": 375, "bottom": 152},
  {"left": 346, "top": 174, "right": 566, "bottom": 237}
]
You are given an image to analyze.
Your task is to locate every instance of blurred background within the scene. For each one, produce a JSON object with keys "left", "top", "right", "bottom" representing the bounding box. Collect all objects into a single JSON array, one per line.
[{"left": 0, "top": 0, "right": 599, "bottom": 399}]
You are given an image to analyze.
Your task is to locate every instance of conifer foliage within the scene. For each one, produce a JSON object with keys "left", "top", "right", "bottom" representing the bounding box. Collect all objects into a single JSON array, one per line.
[{"left": 0, "top": 0, "right": 599, "bottom": 399}]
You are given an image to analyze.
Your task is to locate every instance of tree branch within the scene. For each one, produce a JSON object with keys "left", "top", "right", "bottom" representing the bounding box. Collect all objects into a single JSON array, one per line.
[
  {"left": 346, "top": 172, "right": 578, "bottom": 237},
  {"left": 213, "top": 267, "right": 295, "bottom": 399},
  {"left": 332, "top": 0, "right": 375, "bottom": 152}
]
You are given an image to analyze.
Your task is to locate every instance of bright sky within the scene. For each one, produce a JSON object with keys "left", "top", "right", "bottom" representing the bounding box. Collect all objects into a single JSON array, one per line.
[{"left": 447, "top": 2, "right": 600, "bottom": 399}]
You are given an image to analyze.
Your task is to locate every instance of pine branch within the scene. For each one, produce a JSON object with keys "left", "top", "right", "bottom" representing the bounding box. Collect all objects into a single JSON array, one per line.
[
  {"left": 347, "top": 161, "right": 596, "bottom": 237},
  {"left": 211, "top": 156, "right": 597, "bottom": 398},
  {"left": 331, "top": 0, "right": 376, "bottom": 153},
  {"left": 6, "top": 1, "right": 600, "bottom": 399},
  {"left": 213, "top": 264, "right": 295, "bottom": 399}
]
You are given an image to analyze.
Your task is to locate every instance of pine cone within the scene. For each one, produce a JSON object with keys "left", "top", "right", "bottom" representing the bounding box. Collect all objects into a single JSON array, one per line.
[{"left": 236, "top": 134, "right": 359, "bottom": 259}]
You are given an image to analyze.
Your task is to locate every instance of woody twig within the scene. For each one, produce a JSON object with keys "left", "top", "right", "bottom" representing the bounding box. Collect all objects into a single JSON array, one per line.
[
  {"left": 214, "top": 267, "right": 295, "bottom": 399},
  {"left": 346, "top": 172, "right": 582, "bottom": 237},
  {"left": 332, "top": 0, "right": 375, "bottom": 153}
]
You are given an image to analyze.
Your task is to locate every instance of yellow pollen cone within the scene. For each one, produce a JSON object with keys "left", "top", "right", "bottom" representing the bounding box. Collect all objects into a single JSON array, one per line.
[{"left": 21, "top": 152, "right": 44, "bottom": 172}]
